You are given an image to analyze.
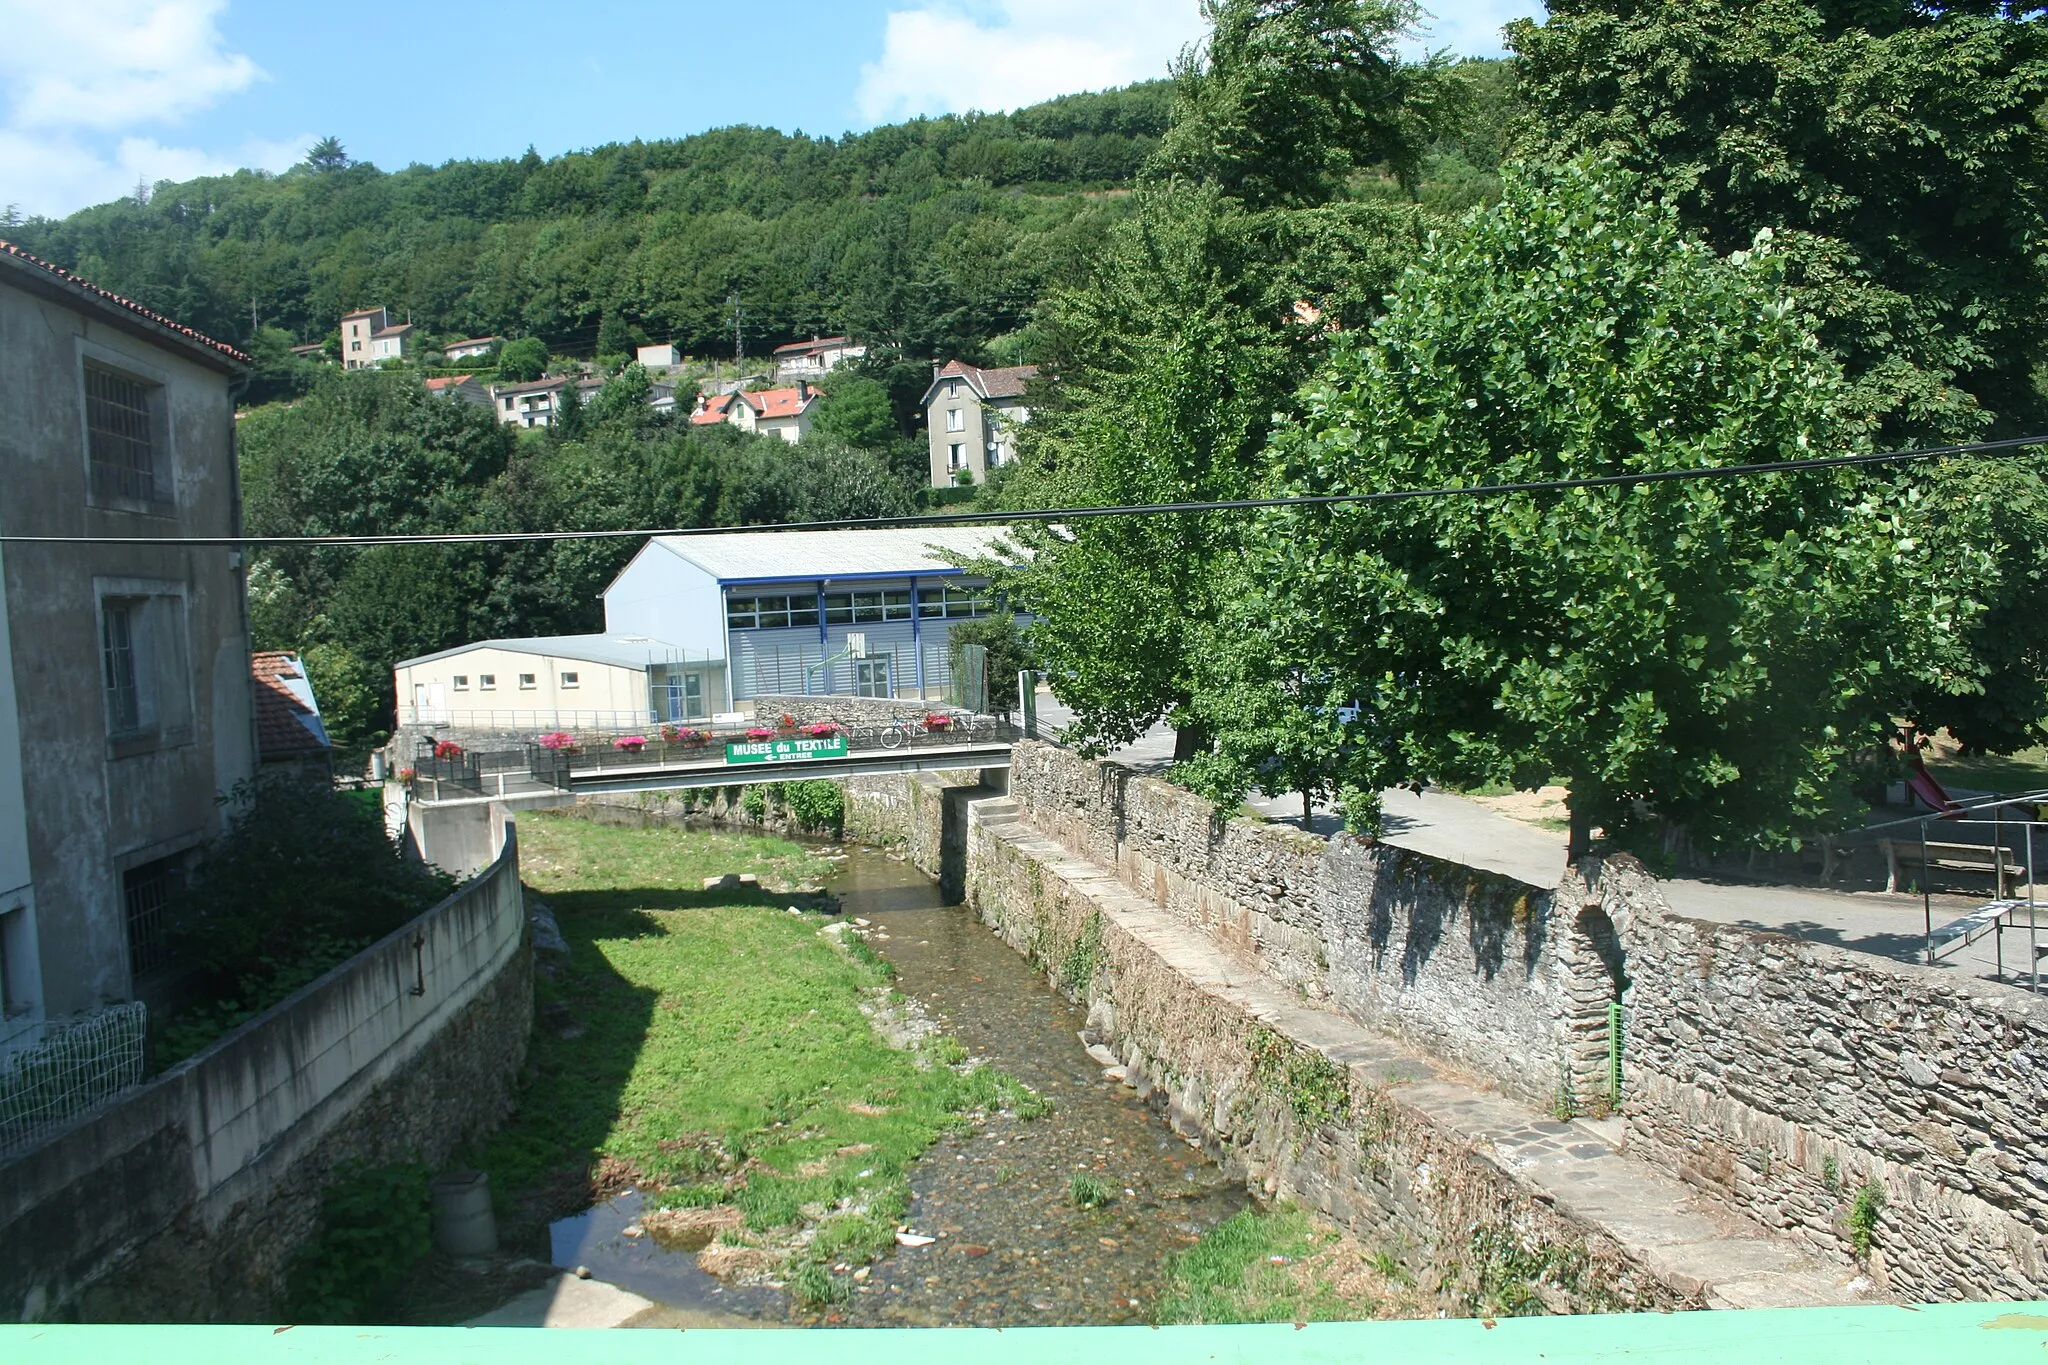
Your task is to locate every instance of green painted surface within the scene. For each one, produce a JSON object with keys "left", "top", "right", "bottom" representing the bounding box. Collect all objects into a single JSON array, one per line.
[
  {"left": 7, "top": 1304, "right": 2048, "bottom": 1363},
  {"left": 727, "top": 736, "right": 850, "bottom": 765}
]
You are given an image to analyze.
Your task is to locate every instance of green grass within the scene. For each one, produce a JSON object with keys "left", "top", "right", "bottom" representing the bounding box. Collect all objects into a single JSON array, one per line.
[
  {"left": 1068, "top": 1172, "right": 1113, "bottom": 1209},
  {"left": 473, "top": 812, "right": 1039, "bottom": 1277},
  {"left": 1155, "top": 1207, "right": 1374, "bottom": 1326},
  {"left": 1924, "top": 745, "right": 2048, "bottom": 796}
]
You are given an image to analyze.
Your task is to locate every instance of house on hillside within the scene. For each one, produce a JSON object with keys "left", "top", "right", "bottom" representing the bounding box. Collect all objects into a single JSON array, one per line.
[
  {"left": 0, "top": 239, "right": 258, "bottom": 1023},
  {"left": 637, "top": 343, "right": 682, "bottom": 369},
  {"left": 340, "top": 306, "right": 413, "bottom": 370},
  {"left": 394, "top": 526, "right": 1016, "bottom": 722},
  {"left": 772, "top": 336, "right": 865, "bottom": 380},
  {"left": 444, "top": 336, "right": 501, "bottom": 361},
  {"left": 290, "top": 342, "right": 328, "bottom": 363},
  {"left": 490, "top": 376, "right": 569, "bottom": 428},
  {"left": 252, "top": 652, "right": 332, "bottom": 779},
  {"left": 424, "top": 374, "right": 492, "bottom": 409},
  {"left": 690, "top": 382, "right": 822, "bottom": 443},
  {"left": 923, "top": 360, "right": 1037, "bottom": 486}
]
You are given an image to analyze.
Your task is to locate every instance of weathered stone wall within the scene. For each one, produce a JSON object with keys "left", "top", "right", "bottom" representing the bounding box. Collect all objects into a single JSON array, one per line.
[
  {"left": 753, "top": 693, "right": 942, "bottom": 730},
  {"left": 1573, "top": 857, "right": 2048, "bottom": 1301},
  {"left": 0, "top": 816, "right": 532, "bottom": 1322},
  {"left": 962, "top": 811, "right": 1692, "bottom": 1315},
  {"left": 1006, "top": 742, "right": 1577, "bottom": 1108}
]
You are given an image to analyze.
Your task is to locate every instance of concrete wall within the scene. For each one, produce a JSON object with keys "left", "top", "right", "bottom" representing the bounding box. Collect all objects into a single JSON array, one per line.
[
  {"left": 1573, "top": 857, "right": 2048, "bottom": 1301},
  {"left": 0, "top": 812, "right": 531, "bottom": 1321},
  {"left": 0, "top": 270, "right": 256, "bottom": 1017},
  {"left": 396, "top": 649, "right": 652, "bottom": 727},
  {"left": 1004, "top": 742, "right": 1576, "bottom": 1108}
]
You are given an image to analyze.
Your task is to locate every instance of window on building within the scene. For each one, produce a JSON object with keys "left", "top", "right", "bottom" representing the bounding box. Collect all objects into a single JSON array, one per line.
[
  {"left": 945, "top": 407, "right": 965, "bottom": 432},
  {"left": 727, "top": 594, "right": 822, "bottom": 630},
  {"left": 85, "top": 364, "right": 162, "bottom": 506},
  {"left": 560, "top": 671, "right": 580, "bottom": 688},
  {"left": 823, "top": 590, "right": 914, "bottom": 625},
  {"left": 99, "top": 591, "right": 191, "bottom": 746},
  {"left": 917, "top": 583, "right": 991, "bottom": 619},
  {"left": 350, "top": 340, "right": 362, "bottom": 351},
  {"left": 518, "top": 673, "right": 536, "bottom": 689},
  {"left": 123, "top": 856, "right": 181, "bottom": 980},
  {"left": 479, "top": 673, "right": 497, "bottom": 690},
  {"left": 948, "top": 442, "right": 965, "bottom": 470},
  {"left": 854, "top": 657, "right": 892, "bottom": 699},
  {"left": 503, "top": 396, "right": 514, "bottom": 410}
]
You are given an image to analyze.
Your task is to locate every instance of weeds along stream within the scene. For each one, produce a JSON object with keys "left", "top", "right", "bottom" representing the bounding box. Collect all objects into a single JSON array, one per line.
[{"left": 446, "top": 809, "right": 1247, "bottom": 1328}]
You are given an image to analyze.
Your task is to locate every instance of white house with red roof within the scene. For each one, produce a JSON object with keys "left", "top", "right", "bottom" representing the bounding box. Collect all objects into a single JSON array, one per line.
[
  {"left": 340, "top": 306, "right": 414, "bottom": 369},
  {"left": 690, "top": 382, "right": 823, "bottom": 443},
  {"left": 922, "top": 360, "right": 1038, "bottom": 486},
  {"left": 443, "top": 335, "right": 502, "bottom": 361},
  {"left": 423, "top": 374, "right": 491, "bottom": 409}
]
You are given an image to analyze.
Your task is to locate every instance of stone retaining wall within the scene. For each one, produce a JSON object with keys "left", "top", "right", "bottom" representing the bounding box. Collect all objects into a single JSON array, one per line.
[
  {"left": 1576, "top": 858, "right": 2048, "bottom": 1300},
  {"left": 1005, "top": 742, "right": 1582, "bottom": 1109},
  {"left": 962, "top": 807, "right": 1692, "bottom": 1315},
  {"left": 1, "top": 815, "right": 532, "bottom": 1322}
]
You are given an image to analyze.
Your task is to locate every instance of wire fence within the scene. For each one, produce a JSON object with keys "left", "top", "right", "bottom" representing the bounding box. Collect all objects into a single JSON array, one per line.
[{"left": 0, "top": 1003, "right": 149, "bottom": 1159}]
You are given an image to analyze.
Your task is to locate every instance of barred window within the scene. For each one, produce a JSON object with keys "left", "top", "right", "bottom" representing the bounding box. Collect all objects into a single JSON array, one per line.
[
  {"left": 101, "top": 599, "right": 142, "bottom": 735},
  {"left": 85, "top": 365, "right": 159, "bottom": 505},
  {"left": 123, "top": 857, "right": 178, "bottom": 979}
]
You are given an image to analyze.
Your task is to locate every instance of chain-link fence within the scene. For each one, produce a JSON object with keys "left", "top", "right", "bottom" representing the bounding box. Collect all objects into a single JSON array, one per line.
[
  {"left": 0, "top": 1003, "right": 149, "bottom": 1159},
  {"left": 949, "top": 642, "right": 988, "bottom": 714}
]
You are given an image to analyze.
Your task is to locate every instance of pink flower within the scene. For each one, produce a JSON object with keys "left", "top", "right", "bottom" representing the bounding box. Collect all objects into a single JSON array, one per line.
[
  {"left": 745, "top": 727, "right": 776, "bottom": 740},
  {"left": 537, "top": 731, "right": 574, "bottom": 750},
  {"left": 614, "top": 736, "right": 647, "bottom": 752},
  {"left": 804, "top": 722, "right": 843, "bottom": 738}
]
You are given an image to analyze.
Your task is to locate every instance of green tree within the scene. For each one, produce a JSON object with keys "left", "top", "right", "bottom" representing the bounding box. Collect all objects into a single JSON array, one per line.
[
  {"left": 304, "top": 136, "right": 350, "bottom": 172},
  {"left": 946, "top": 613, "right": 1036, "bottom": 718},
  {"left": 497, "top": 336, "right": 547, "bottom": 381},
  {"left": 1204, "top": 158, "right": 1967, "bottom": 858},
  {"left": 810, "top": 374, "right": 898, "bottom": 450},
  {"left": 1509, "top": 0, "right": 2048, "bottom": 446}
]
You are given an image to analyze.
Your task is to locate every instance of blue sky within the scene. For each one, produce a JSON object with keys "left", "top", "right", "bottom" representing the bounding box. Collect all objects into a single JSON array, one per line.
[{"left": 0, "top": 1, "right": 1539, "bottom": 220}]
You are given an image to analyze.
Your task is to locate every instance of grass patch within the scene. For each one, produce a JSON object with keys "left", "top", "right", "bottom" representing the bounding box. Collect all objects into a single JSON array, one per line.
[
  {"left": 470, "top": 811, "right": 1039, "bottom": 1282},
  {"left": 1068, "top": 1172, "right": 1113, "bottom": 1209},
  {"left": 1155, "top": 1206, "right": 1381, "bottom": 1325},
  {"left": 1924, "top": 745, "right": 2048, "bottom": 796}
]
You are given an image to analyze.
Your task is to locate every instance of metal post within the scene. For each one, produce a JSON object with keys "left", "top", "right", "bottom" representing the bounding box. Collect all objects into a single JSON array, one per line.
[
  {"left": 1922, "top": 825, "right": 1934, "bottom": 966},
  {"left": 1607, "top": 1001, "right": 1624, "bottom": 1110},
  {"left": 2030, "top": 819, "right": 2040, "bottom": 995},
  {"left": 1020, "top": 671, "right": 1038, "bottom": 739}
]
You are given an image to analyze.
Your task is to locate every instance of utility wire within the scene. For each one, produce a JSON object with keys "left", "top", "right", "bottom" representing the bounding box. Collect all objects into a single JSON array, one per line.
[{"left": 6, "top": 431, "right": 2044, "bottom": 548}]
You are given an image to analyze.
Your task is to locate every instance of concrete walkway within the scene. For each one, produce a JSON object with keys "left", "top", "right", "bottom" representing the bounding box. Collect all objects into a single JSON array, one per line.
[{"left": 970, "top": 795, "right": 1866, "bottom": 1310}]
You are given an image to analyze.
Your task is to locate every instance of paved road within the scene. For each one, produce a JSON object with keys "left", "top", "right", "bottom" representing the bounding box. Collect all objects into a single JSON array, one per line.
[{"left": 1033, "top": 688, "right": 2045, "bottom": 994}]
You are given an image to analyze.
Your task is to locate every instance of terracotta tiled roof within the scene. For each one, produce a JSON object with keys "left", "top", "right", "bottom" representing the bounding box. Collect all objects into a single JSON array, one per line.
[
  {"left": 743, "top": 385, "right": 819, "bottom": 419},
  {"left": 447, "top": 335, "right": 501, "bottom": 348},
  {"left": 690, "top": 392, "right": 738, "bottom": 424},
  {"left": 0, "top": 239, "right": 249, "bottom": 367},
  {"left": 927, "top": 360, "right": 1038, "bottom": 403},
  {"left": 251, "top": 652, "right": 330, "bottom": 759},
  {"left": 424, "top": 375, "right": 473, "bottom": 391}
]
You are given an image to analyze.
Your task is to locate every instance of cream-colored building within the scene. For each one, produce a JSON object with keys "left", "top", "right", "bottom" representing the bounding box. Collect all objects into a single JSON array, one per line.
[
  {"left": 394, "top": 634, "right": 726, "bottom": 728},
  {"left": 444, "top": 336, "right": 501, "bottom": 361},
  {"left": 771, "top": 335, "right": 865, "bottom": 380},
  {"left": 340, "top": 306, "right": 413, "bottom": 369},
  {"left": 636, "top": 343, "right": 682, "bottom": 369},
  {"left": 923, "top": 360, "right": 1036, "bottom": 485}
]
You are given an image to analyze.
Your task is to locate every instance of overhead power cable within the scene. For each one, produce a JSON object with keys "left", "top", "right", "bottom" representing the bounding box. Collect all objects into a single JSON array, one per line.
[{"left": 5, "top": 431, "right": 2043, "bottom": 548}]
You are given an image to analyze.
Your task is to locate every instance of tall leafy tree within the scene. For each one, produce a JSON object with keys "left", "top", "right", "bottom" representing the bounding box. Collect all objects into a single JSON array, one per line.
[
  {"left": 1194, "top": 158, "right": 1971, "bottom": 858},
  {"left": 1510, "top": 0, "right": 2048, "bottom": 446},
  {"left": 998, "top": 0, "right": 1439, "bottom": 759}
]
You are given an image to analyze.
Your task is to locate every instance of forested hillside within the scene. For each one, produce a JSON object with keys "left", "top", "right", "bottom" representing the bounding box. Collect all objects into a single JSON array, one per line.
[{"left": 5, "top": 71, "right": 1513, "bottom": 370}]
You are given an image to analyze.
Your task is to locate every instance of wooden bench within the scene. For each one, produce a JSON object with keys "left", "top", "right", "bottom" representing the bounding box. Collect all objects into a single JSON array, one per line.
[{"left": 1880, "top": 839, "right": 2028, "bottom": 897}]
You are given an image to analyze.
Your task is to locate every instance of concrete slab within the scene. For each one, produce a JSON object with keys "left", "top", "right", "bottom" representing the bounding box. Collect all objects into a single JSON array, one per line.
[{"left": 463, "top": 1274, "right": 654, "bottom": 1328}]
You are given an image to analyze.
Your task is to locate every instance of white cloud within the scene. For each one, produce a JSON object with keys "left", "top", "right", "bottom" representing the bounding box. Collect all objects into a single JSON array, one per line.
[
  {"left": 0, "top": 1, "right": 297, "bottom": 218},
  {"left": 856, "top": 0, "right": 1209, "bottom": 123}
]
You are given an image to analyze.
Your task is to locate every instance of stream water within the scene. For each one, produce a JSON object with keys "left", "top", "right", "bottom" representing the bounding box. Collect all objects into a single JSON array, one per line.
[{"left": 549, "top": 841, "right": 1248, "bottom": 1327}]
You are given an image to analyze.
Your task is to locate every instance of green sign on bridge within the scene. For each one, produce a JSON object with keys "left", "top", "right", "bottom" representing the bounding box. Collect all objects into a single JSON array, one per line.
[{"left": 724, "top": 734, "right": 850, "bottom": 765}]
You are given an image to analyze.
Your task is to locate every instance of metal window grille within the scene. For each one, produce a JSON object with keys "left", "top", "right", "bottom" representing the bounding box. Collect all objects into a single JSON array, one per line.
[
  {"left": 101, "top": 600, "right": 141, "bottom": 734},
  {"left": 0, "top": 1003, "right": 148, "bottom": 1158},
  {"left": 123, "top": 858, "right": 175, "bottom": 979},
  {"left": 85, "top": 365, "right": 157, "bottom": 503}
]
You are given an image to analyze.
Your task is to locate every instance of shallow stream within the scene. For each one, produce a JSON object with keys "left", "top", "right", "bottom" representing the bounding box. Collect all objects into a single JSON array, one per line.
[{"left": 549, "top": 841, "right": 1247, "bottom": 1327}]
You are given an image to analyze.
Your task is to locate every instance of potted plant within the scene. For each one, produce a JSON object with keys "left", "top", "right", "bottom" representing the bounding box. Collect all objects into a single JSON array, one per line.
[
  {"left": 658, "top": 723, "right": 681, "bottom": 743},
  {"left": 777, "top": 713, "right": 798, "bottom": 731},
  {"left": 923, "top": 713, "right": 952, "bottom": 732},
  {"left": 745, "top": 726, "right": 776, "bottom": 741},
  {"left": 537, "top": 731, "right": 574, "bottom": 750},
  {"left": 803, "top": 721, "right": 843, "bottom": 739},
  {"left": 614, "top": 735, "right": 648, "bottom": 753},
  {"left": 434, "top": 740, "right": 463, "bottom": 759}
]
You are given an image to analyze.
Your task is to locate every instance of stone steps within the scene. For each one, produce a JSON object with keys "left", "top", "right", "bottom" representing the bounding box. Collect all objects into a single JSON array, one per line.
[{"left": 965, "top": 794, "right": 1870, "bottom": 1311}]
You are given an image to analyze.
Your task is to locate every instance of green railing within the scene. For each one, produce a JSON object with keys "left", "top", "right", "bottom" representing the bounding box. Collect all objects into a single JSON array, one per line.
[{"left": 7, "top": 1303, "right": 2048, "bottom": 1363}]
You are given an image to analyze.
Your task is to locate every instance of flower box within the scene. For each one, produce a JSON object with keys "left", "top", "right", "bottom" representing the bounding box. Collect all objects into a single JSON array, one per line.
[
  {"left": 537, "top": 731, "right": 575, "bottom": 750},
  {"left": 745, "top": 727, "right": 776, "bottom": 741},
  {"left": 804, "top": 722, "right": 843, "bottom": 738},
  {"left": 433, "top": 740, "right": 463, "bottom": 759},
  {"left": 923, "top": 714, "right": 952, "bottom": 731},
  {"left": 614, "top": 736, "right": 648, "bottom": 753}
]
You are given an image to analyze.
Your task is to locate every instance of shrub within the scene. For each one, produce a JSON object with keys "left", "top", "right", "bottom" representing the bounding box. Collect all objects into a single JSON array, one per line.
[
  {"left": 287, "top": 1162, "right": 434, "bottom": 1322},
  {"left": 167, "top": 776, "right": 456, "bottom": 985},
  {"left": 783, "top": 780, "right": 844, "bottom": 834},
  {"left": 742, "top": 786, "right": 769, "bottom": 819},
  {"left": 1069, "top": 1172, "right": 1113, "bottom": 1208}
]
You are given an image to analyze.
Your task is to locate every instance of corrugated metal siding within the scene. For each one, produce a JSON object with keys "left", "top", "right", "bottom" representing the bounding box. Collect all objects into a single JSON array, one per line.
[{"left": 731, "top": 626, "right": 826, "bottom": 700}]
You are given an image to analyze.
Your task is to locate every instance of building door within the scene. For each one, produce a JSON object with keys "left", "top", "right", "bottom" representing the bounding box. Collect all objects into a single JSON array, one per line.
[
  {"left": 665, "top": 673, "right": 706, "bottom": 720},
  {"left": 665, "top": 677, "right": 684, "bottom": 721},
  {"left": 415, "top": 683, "right": 446, "bottom": 724},
  {"left": 854, "top": 658, "right": 892, "bottom": 699}
]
